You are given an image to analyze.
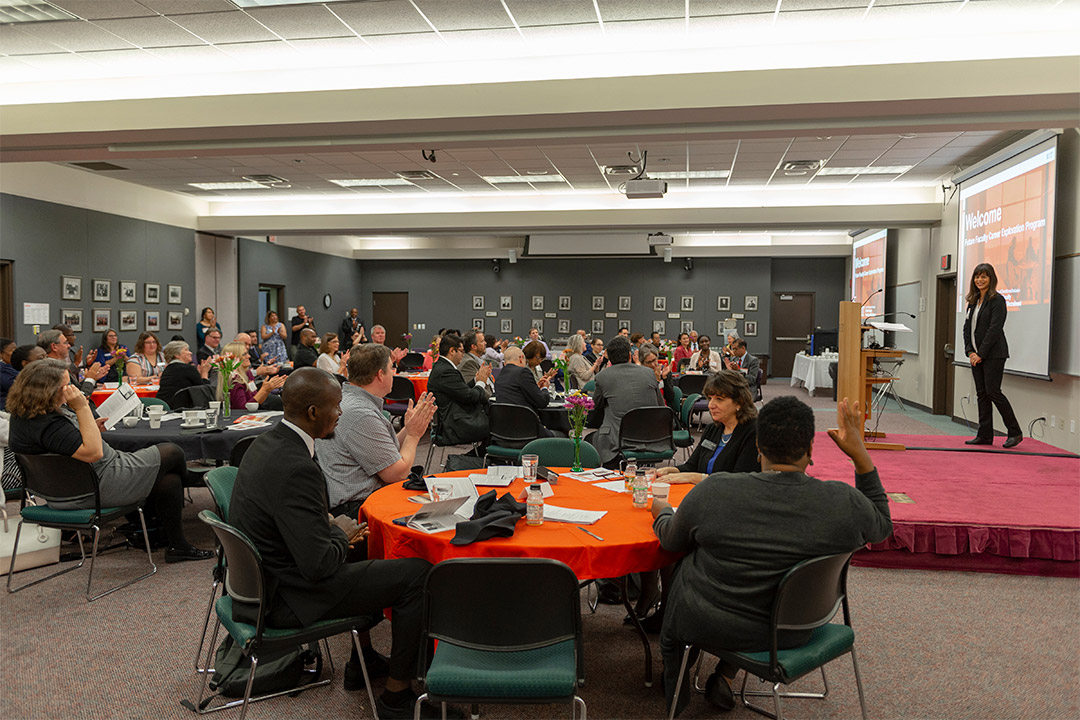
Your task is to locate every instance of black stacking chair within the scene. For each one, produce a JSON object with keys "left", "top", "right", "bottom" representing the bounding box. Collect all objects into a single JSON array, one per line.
[
  {"left": 228, "top": 436, "right": 258, "bottom": 468},
  {"left": 397, "top": 352, "right": 426, "bottom": 371},
  {"left": 384, "top": 375, "right": 417, "bottom": 427},
  {"left": 485, "top": 403, "right": 542, "bottom": 465},
  {"left": 172, "top": 384, "right": 215, "bottom": 410},
  {"left": 617, "top": 407, "right": 675, "bottom": 465}
]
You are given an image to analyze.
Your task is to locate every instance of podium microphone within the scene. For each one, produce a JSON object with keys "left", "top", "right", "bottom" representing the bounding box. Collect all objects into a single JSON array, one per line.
[{"left": 860, "top": 288, "right": 883, "bottom": 308}]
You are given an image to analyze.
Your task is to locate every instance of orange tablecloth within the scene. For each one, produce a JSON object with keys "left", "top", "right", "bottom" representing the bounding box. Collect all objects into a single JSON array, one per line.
[
  {"left": 399, "top": 372, "right": 428, "bottom": 397},
  {"left": 90, "top": 384, "right": 159, "bottom": 406},
  {"left": 362, "top": 469, "right": 691, "bottom": 581}
]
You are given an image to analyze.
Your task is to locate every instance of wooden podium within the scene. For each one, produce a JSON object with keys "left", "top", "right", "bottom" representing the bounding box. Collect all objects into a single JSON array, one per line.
[{"left": 837, "top": 301, "right": 905, "bottom": 451}]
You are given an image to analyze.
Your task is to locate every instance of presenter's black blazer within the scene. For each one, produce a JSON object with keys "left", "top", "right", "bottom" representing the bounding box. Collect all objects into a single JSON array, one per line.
[{"left": 963, "top": 292, "right": 1010, "bottom": 359}]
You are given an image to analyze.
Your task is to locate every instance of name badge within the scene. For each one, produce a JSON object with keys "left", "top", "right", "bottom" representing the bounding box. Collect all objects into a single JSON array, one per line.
[{"left": 701, "top": 439, "right": 718, "bottom": 451}]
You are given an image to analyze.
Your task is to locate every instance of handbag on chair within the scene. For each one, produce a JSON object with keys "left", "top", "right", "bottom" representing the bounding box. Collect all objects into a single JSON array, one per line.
[{"left": 0, "top": 503, "right": 62, "bottom": 577}]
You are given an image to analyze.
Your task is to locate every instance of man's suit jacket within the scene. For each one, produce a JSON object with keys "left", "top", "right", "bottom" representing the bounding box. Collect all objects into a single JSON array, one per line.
[
  {"left": 589, "top": 362, "right": 664, "bottom": 463},
  {"left": 428, "top": 357, "right": 489, "bottom": 445},
  {"left": 731, "top": 352, "right": 761, "bottom": 395},
  {"left": 339, "top": 317, "right": 363, "bottom": 349},
  {"left": 229, "top": 422, "right": 352, "bottom": 627},
  {"left": 494, "top": 363, "right": 550, "bottom": 412},
  {"left": 963, "top": 293, "right": 1010, "bottom": 359}
]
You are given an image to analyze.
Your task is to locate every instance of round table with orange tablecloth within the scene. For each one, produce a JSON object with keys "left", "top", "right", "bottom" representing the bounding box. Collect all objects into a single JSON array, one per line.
[
  {"left": 397, "top": 372, "right": 428, "bottom": 398},
  {"left": 362, "top": 468, "right": 692, "bottom": 686},
  {"left": 90, "top": 382, "right": 159, "bottom": 406}
]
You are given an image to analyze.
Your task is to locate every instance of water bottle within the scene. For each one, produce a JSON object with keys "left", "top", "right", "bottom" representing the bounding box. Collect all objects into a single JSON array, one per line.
[
  {"left": 526, "top": 484, "right": 544, "bottom": 526},
  {"left": 632, "top": 473, "right": 648, "bottom": 509},
  {"left": 623, "top": 460, "right": 637, "bottom": 492}
]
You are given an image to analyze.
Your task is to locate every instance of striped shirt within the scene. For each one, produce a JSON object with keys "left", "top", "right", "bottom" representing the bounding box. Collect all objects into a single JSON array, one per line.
[{"left": 315, "top": 383, "right": 401, "bottom": 508}]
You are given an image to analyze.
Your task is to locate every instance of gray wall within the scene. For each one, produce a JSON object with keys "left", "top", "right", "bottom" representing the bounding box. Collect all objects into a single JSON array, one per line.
[
  {"left": 1, "top": 192, "right": 195, "bottom": 350},
  {"left": 237, "top": 238, "right": 364, "bottom": 339}
]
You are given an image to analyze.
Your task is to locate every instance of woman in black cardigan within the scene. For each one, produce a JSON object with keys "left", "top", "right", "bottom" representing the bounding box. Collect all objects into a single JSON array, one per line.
[
  {"left": 962, "top": 262, "right": 1022, "bottom": 448},
  {"left": 657, "top": 370, "right": 760, "bottom": 485}
]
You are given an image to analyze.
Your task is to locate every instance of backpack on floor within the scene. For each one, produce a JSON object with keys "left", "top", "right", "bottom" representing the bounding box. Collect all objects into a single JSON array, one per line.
[{"left": 204, "top": 634, "right": 322, "bottom": 701}]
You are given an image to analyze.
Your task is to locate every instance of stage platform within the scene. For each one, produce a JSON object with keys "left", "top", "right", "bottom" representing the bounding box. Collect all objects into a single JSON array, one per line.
[{"left": 809, "top": 433, "right": 1080, "bottom": 577}]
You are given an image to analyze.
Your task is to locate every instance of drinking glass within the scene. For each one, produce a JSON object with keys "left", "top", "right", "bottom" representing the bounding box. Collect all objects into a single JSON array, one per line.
[
  {"left": 431, "top": 482, "right": 453, "bottom": 502},
  {"left": 644, "top": 466, "right": 657, "bottom": 499},
  {"left": 205, "top": 406, "right": 218, "bottom": 428},
  {"left": 521, "top": 454, "right": 539, "bottom": 484}
]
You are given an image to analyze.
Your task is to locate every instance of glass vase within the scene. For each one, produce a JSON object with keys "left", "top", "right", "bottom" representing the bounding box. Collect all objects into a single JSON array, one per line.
[
  {"left": 572, "top": 433, "right": 583, "bottom": 472},
  {"left": 222, "top": 381, "right": 231, "bottom": 420}
]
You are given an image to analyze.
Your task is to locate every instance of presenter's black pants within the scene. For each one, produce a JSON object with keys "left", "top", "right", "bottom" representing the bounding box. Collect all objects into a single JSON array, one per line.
[{"left": 971, "top": 357, "right": 1021, "bottom": 439}]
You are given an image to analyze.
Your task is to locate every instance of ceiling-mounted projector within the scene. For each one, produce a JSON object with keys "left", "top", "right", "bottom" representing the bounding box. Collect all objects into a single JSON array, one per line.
[{"left": 625, "top": 178, "right": 667, "bottom": 199}]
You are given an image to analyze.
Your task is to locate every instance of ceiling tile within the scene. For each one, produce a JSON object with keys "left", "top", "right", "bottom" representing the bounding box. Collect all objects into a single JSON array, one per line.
[
  {"left": 82, "top": 47, "right": 164, "bottom": 70},
  {"left": 442, "top": 28, "right": 522, "bottom": 47},
  {"left": 169, "top": 11, "right": 279, "bottom": 43},
  {"left": 289, "top": 36, "right": 372, "bottom": 57},
  {"left": 0, "top": 25, "right": 67, "bottom": 54},
  {"left": 48, "top": 0, "right": 156, "bottom": 20},
  {"left": 331, "top": 0, "right": 431, "bottom": 35},
  {"left": 92, "top": 16, "right": 207, "bottom": 47},
  {"left": 783, "top": 0, "right": 868, "bottom": 10},
  {"left": 520, "top": 23, "right": 602, "bottom": 44},
  {"left": 689, "top": 0, "right": 776, "bottom": 17},
  {"left": 244, "top": 5, "right": 355, "bottom": 39},
  {"left": 596, "top": 0, "right": 686, "bottom": 21},
  {"left": 19, "top": 19, "right": 136, "bottom": 52},
  {"left": 137, "top": 0, "right": 238, "bottom": 12},
  {"left": 503, "top": 0, "right": 597, "bottom": 26},
  {"left": 414, "top": 0, "right": 514, "bottom": 31}
]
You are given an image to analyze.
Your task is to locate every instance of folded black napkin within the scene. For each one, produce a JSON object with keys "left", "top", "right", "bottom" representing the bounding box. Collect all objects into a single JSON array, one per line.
[
  {"left": 401, "top": 471, "right": 428, "bottom": 491},
  {"left": 450, "top": 490, "right": 527, "bottom": 546}
]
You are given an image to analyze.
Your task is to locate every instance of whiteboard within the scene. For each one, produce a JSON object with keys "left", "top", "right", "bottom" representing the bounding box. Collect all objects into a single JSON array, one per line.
[
  {"left": 884, "top": 282, "right": 920, "bottom": 354},
  {"left": 1050, "top": 255, "right": 1079, "bottom": 376}
]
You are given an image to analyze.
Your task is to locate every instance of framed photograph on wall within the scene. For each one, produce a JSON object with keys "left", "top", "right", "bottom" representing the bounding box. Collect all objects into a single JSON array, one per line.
[
  {"left": 652, "top": 320, "right": 666, "bottom": 335},
  {"left": 93, "top": 309, "right": 110, "bottom": 332},
  {"left": 500, "top": 318, "right": 512, "bottom": 334},
  {"left": 145, "top": 311, "right": 160, "bottom": 332},
  {"left": 680, "top": 320, "right": 693, "bottom": 334},
  {"left": 145, "top": 283, "right": 160, "bottom": 304},
  {"left": 472, "top": 318, "right": 485, "bottom": 333},
  {"left": 531, "top": 295, "right": 544, "bottom": 311},
  {"left": 167, "top": 311, "right": 184, "bottom": 331},
  {"left": 744, "top": 295, "right": 759, "bottom": 312},
  {"left": 558, "top": 296, "right": 571, "bottom": 311},
  {"left": 119, "top": 310, "right": 137, "bottom": 331},
  {"left": 618, "top": 296, "right": 631, "bottom": 311},
  {"left": 93, "top": 279, "right": 110, "bottom": 303},
  {"left": 591, "top": 319, "right": 604, "bottom": 335},
  {"left": 168, "top": 284, "right": 182, "bottom": 305},
  {"left": 61, "top": 275, "right": 82, "bottom": 301},
  {"left": 530, "top": 319, "right": 544, "bottom": 334},
  {"left": 120, "top": 281, "right": 137, "bottom": 303},
  {"left": 472, "top": 295, "right": 485, "bottom": 311},
  {"left": 681, "top": 296, "right": 694, "bottom": 312},
  {"left": 653, "top": 296, "right": 666, "bottom": 312},
  {"left": 618, "top": 320, "right": 631, "bottom": 332},
  {"left": 557, "top": 319, "right": 571, "bottom": 335},
  {"left": 62, "top": 308, "right": 83, "bottom": 332},
  {"left": 591, "top": 296, "right": 605, "bottom": 311},
  {"left": 717, "top": 296, "right": 731, "bottom": 312},
  {"left": 500, "top": 295, "right": 513, "bottom": 311},
  {"left": 744, "top": 320, "right": 758, "bottom": 337}
]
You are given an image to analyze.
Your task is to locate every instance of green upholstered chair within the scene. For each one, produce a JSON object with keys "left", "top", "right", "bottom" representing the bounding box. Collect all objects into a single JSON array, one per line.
[
  {"left": 581, "top": 380, "right": 596, "bottom": 394},
  {"left": 7, "top": 453, "right": 157, "bottom": 602},
  {"left": 617, "top": 407, "right": 676, "bottom": 465},
  {"left": 667, "top": 551, "right": 867, "bottom": 720},
  {"left": 140, "top": 397, "right": 170, "bottom": 411},
  {"left": 484, "top": 403, "right": 542, "bottom": 466},
  {"left": 193, "top": 466, "right": 239, "bottom": 674},
  {"left": 416, "top": 558, "right": 586, "bottom": 719},
  {"left": 189, "top": 511, "right": 383, "bottom": 719},
  {"left": 519, "top": 437, "right": 601, "bottom": 469},
  {"left": 673, "top": 393, "right": 701, "bottom": 462}
]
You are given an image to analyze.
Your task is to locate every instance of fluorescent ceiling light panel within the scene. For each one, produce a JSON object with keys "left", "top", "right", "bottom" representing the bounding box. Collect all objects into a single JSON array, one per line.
[
  {"left": 188, "top": 182, "right": 266, "bottom": 190},
  {"left": 330, "top": 178, "right": 414, "bottom": 187},
  {"left": 817, "top": 165, "right": 913, "bottom": 175},
  {"left": 0, "top": 0, "right": 76, "bottom": 23},
  {"left": 651, "top": 170, "right": 731, "bottom": 179},
  {"left": 482, "top": 174, "right": 566, "bottom": 184}
]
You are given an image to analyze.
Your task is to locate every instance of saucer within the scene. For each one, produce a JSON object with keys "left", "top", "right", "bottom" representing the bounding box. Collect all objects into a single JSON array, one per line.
[{"left": 180, "top": 421, "right": 202, "bottom": 428}]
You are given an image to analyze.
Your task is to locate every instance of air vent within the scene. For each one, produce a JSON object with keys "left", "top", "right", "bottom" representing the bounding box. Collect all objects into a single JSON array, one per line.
[
  {"left": 243, "top": 174, "right": 288, "bottom": 184},
  {"left": 782, "top": 160, "right": 822, "bottom": 172},
  {"left": 70, "top": 162, "right": 128, "bottom": 172},
  {"left": 396, "top": 170, "right": 438, "bottom": 181},
  {"left": 605, "top": 165, "right": 641, "bottom": 176}
]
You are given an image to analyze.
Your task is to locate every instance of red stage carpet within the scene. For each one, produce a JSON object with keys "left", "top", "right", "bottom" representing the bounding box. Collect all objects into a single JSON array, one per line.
[{"left": 808, "top": 433, "right": 1080, "bottom": 577}]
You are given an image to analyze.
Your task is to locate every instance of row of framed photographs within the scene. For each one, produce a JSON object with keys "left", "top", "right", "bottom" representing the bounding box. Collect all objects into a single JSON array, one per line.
[
  {"left": 60, "top": 309, "right": 184, "bottom": 334},
  {"left": 61, "top": 276, "right": 183, "bottom": 305},
  {"left": 472, "top": 295, "right": 759, "bottom": 312},
  {"left": 471, "top": 317, "right": 758, "bottom": 337}
]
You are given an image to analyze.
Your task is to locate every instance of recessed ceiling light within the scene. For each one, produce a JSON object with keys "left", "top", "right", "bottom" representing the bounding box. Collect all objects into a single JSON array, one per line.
[
  {"left": 651, "top": 170, "right": 731, "bottom": 179},
  {"left": 525, "top": 170, "right": 550, "bottom": 175},
  {"left": 782, "top": 160, "right": 822, "bottom": 172},
  {"left": 482, "top": 174, "right": 566, "bottom": 183},
  {"left": 817, "top": 165, "right": 913, "bottom": 175},
  {"left": 396, "top": 170, "right": 438, "bottom": 180},
  {"left": 188, "top": 182, "right": 266, "bottom": 190},
  {"left": 0, "top": 1, "right": 76, "bottom": 23},
  {"left": 898, "top": 133, "right": 918, "bottom": 139},
  {"left": 330, "top": 178, "right": 414, "bottom": 187},
  {"left": 604, "top": 165, "right": 640, "bottom": 176}
]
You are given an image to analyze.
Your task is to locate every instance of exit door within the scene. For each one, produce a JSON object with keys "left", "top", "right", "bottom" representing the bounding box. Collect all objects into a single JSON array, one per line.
[
  {"left": 932, "top": 275, "right": 957, "bottom": 416},
  {"left": 372, "top": 292, "right": 409, "bottom": 349},
  {"left": 770, "top": 292, "right": 815, "bottom": 377}
]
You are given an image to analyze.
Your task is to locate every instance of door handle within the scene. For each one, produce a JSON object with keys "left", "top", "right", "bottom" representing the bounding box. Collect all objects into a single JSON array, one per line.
[
  {"left": 943, "top": 343, "right": 954, "bottom": 357},
  {"left": 776, "top": 336, "right": 810, "bottom": 342}
]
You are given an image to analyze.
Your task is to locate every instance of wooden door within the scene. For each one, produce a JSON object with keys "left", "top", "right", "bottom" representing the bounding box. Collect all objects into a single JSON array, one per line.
[
  {"left": 770, "top": 292, "right": 815, "bottom": 377},
  {"left": 932, "top": 275, "right": 957, "bottom": 416},
  {"left": 372, "top": 292, "right": 409, "bottom": 349},
  {"left": 0, "top": 260, "right": 12, "bottom": 340}
]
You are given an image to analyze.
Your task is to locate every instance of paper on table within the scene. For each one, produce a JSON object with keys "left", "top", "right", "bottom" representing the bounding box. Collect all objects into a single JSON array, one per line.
[
  {"left": 469, "top": 465, "right": 521, "bottom": 486},
  {"left": 424, "top": 476, "right": 479, "bottom": 517},
  {"left": 227, "top": 419, "right": 272, "bottom": 431},
  {"left": 403, "top": 496, "right": 468, "bottom": 534},
  {"left": 96, "top": 383, "right": 143, "bottom": 429},
  {"left": 594, "top": 480, "right": 628, "bottom": 493},
  {"left": 567, "top": 469, "right": 620, "bottom": 482},
  {"left": 866, "top": 321, "right": 912, "bottom": 333},
  {"left": 542, "top": 505, "right": 607, "bottom": 525}
]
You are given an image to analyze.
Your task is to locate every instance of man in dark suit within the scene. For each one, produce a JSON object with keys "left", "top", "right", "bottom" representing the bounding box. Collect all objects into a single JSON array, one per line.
[
  {"left": 197, "top": 328, "right": 222, "bottom": 363},
  {"left": 457, "top": 331, "right": 493, "bottom": 393},
  {"left": 725, "top": 339, "right": 761, "bottom": 399},
  {"left": 494, "top": 346, "right": 558, "bottom": 438},
  {"left": 587, "top": 335, "right": 665, "bottom": 467},
  {"left": 293, "top": 328, "right": 319, "bottom": 368},
  {"left": 339, "top": 308, "right": 364, "bottom": 351},
  {"left": 229, "top": 368, "right": 440, "bottom": 719},
  {"left": 427, "top": 333, "right": 491, "bottom": 446}
]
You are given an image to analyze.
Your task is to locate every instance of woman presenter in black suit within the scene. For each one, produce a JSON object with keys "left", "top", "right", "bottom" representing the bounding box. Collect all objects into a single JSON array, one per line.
[{"left": 962, "top": 262, "right": 1023, "bottom": 448}]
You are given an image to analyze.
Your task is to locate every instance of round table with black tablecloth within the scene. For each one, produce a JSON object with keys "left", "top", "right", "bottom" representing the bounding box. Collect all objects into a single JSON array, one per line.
[{"left": 103, "top": 417, "right": 279, "bottom": 461}]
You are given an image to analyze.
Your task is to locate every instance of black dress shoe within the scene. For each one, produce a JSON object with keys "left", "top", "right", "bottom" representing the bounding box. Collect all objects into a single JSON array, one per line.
[
  {"left": 705, "top": 670, "right": 735, "bottom": 711},
  {"left": 964, "top": 437, "right": 993, "bottom": 446},
  {"left": 343, "top": 650, "right": 390, "bottom": 690},
  {"left": 1003, "top": 435, "right": 1023, "bottom": 449},
  {"left": 164, "top": 546, "right": 215, "bottom": 563}
]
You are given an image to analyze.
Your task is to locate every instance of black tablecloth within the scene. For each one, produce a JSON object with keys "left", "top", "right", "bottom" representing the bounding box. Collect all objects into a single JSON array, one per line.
[{"left": 103, "top": 417, "right": 279, "bottom": 461}]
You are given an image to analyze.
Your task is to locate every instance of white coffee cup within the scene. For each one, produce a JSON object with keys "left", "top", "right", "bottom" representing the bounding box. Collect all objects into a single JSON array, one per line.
[
  {"left": 149, "top": 417, "right": 162, "bottom": 429},
  {"left": 245, "top": 402, "right": 259, "bottom": 412},
  {"left": 207, "top": 401, "right": 222, "bottom": 412},
  {"left": 651, "top": 482, "right": 670, "bottom": 502},
  {"left": 122, "top": 416, "right": 139, "bottom": 428},
  {"left": 182, "top": 410, "right": 199, "bottom": 424}
]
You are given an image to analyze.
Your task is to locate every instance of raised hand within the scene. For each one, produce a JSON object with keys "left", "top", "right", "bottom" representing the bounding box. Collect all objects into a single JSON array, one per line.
[
  {"left": 826, "top": 397, "right": 874, "bottom": 474},
  {"left": 85, "top": 362, "right": 107, "bottom": 381},
  {"left": 404, "top": 393, "right": 437, "bottom": 438}
]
